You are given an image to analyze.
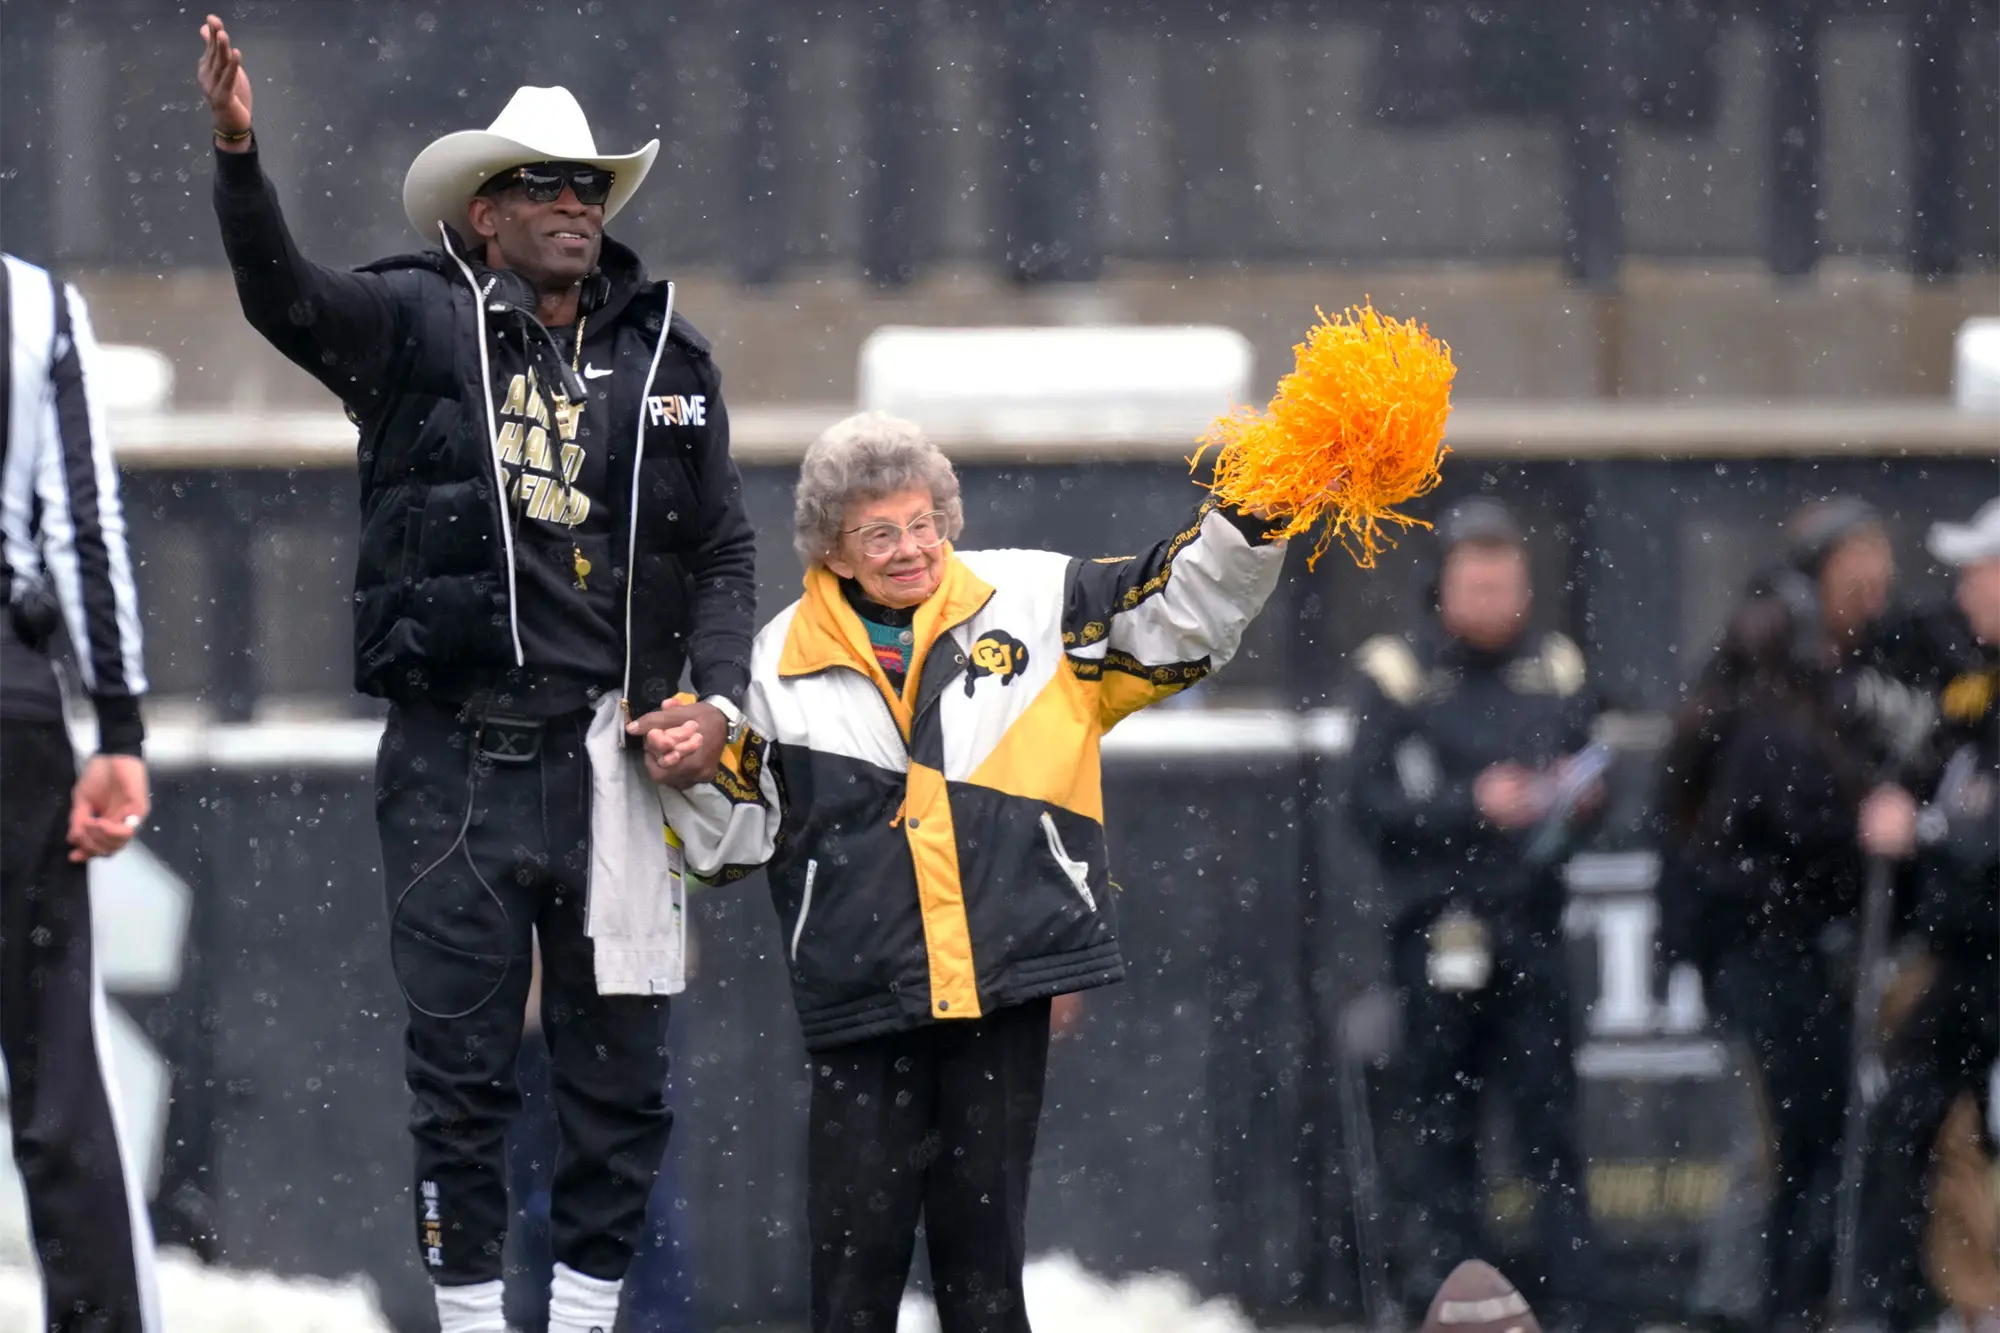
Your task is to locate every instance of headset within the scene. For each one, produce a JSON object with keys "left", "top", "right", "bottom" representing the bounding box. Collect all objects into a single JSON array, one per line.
[{"left": 471, "top": 264, "right": 591, "bottom": 404}]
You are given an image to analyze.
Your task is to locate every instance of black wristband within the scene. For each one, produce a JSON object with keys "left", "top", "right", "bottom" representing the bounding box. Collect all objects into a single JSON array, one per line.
[{"left": 93, "top": 694, "right": 147, "bottom": 757}]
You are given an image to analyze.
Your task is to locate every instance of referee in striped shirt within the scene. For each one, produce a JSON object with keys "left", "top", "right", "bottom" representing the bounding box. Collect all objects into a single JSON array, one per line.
[{"left": 1, "top": 252, "right": 161, "bottom": 1333}]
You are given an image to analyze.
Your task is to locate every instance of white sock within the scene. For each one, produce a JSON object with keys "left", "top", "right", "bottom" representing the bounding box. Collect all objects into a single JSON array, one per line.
[
  {"left": 547, "top": 1262, "right": 623, "bottom": 1333},
  {"left": 433, "top": 1278, "right": 507, "bottom": 1333}
]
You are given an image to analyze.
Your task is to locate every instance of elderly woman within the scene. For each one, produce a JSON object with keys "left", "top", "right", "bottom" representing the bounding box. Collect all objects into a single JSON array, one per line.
[{"left": 634, "top": 410, "right": 1287, "bottom": 1332}]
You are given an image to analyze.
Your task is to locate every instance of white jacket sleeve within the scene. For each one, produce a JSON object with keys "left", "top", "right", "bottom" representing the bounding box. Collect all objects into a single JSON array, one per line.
[
  {"left": 657, "top": 685, "right": 784, "bottom": 883},
  {"left": 1061, "top": 502, "right": 1288, "bottom": 727}
]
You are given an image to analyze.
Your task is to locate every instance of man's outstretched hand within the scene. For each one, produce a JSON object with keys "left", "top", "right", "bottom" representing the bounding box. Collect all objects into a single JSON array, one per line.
[
  {"left": 197, "top": 14, "right": 254, "bottom": 150},
  {"left": 68, "top": 755, "right": 150, "bottom": 864},
  {"left": 626, "top": 701, "right": 730, "bottom": 789}
]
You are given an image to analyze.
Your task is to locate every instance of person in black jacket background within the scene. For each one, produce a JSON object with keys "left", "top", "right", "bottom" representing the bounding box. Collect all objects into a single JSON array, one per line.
[
  {"left": 2, "top": 253, "right": 161, "bottom": 1333},
  {"left": 1855, "top": 498, "right": 2000, "bottom": 1328},
  {"left": 1347, "top": 498, "right": 1604, "bottom": 1329},
  {"left": 198, "top": 18, "right": 756, "bottom": 1333},
  {"left": 1656, "top": 500, "right": 1938, "bottom": 1333},
  {"left": 1655, "top": 498, "right": 1951, "bottom": 1333}
]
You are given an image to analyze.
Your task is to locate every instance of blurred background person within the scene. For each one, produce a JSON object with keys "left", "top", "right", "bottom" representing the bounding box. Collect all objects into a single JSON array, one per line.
[
  {"left": 1, "top": 252, "right": 158, "bottom": 1332},
  {"left": 1856, "top": 496, "right": 2000, "bottom": 1331},
  {"left": 1346, "top": 497, "right": 1604, "bottom": 1331},
  {"left": 1655, "top": 505, "right": 1927, "bottom": 1333}
]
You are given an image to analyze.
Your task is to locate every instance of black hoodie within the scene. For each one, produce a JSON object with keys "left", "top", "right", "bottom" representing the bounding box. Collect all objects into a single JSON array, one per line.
[{"left": 213, "top": 142, "right": 755, "bottom": 715}]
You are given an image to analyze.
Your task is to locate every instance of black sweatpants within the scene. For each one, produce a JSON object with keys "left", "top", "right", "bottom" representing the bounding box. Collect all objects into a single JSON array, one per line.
[
  {"left": 1710, "top": 943, "right": 1852, "bottom": 1329},
  {"left": 377, "top": 699, "right": 673, "bottom": 1287},
  {"left": 1391, "top": 926, "right": 1597, "bottom": 1322},
  {"left": 0, "top": 721, "right": 158, "bottom": 1333},
  {"left": 808, "top": 997, "right": 1052, "bottom": 1333}
]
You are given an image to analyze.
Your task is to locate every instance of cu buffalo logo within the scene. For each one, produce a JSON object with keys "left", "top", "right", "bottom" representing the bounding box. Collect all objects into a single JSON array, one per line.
[{"left": 965, "top": 631, "right": 1030, "bottom": 696}]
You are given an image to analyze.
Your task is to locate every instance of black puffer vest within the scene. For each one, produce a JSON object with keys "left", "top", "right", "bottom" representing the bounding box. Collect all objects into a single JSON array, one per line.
[{"left": 345, "top": 236, "right": 735, "bottom": 709}]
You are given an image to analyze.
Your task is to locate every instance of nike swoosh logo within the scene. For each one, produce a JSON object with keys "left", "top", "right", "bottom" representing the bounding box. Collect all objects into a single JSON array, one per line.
[{"left": 583, "top": 364, "right": 614, "bottom": 379}]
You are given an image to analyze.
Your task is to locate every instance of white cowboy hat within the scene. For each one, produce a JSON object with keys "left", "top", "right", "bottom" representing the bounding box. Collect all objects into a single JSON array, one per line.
[{"left": 401, "top": 85, "right": 658, "bottom": 243}]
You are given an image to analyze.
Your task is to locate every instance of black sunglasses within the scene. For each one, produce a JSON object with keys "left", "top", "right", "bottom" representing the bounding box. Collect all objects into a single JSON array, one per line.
[{"left": 484, "top": 162, "right": 615, "bottom": 207}]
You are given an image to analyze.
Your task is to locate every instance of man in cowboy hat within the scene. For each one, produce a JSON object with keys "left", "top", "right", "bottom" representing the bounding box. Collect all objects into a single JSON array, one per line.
[{"left": 198, "top": 16, "right": 756, "bottom": 1333}]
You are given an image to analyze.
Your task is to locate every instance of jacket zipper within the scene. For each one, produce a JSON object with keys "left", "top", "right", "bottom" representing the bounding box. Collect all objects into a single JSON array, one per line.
[
  {"left": 619, "top": 282, "right": 677, "bottom": 733},
  {"left": 791, "top": 858, "right": 818, "bottom": 962},
  {"left": 1040, "top": 812, "right": 1096, "bottom": 913},
  {"left": 440, "top": 226, "right": 524, "bottom": 667}
]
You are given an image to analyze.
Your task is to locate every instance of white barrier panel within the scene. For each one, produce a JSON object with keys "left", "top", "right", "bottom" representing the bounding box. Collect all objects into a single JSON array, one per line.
[
  {"left": 1954, "top": 317, "right": 2000, "bottom": 413},
  {"left": 858, "top": 324, "right": 1255, "bottom": 446},
  {"left": 0, "top": 844, "right": 189, "bottom": 1259},
  {"left": 94, "top": 343, "right": 176, "bottom": 414}
]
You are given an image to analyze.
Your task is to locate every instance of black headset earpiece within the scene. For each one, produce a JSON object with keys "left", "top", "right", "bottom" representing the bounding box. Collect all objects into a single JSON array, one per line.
[
  {"left": 578, "top": 268, "right": 611, "bottom": 314},
  {"left": 473, "top": 265, "right": 539, "bottom": 319}
]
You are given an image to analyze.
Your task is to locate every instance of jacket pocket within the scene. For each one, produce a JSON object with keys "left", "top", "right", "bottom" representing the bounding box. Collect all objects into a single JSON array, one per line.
[
  {"left": 791, "top": 858, "right": 819, "bottom": 962},
  {"left": 1040, "top": 813, "right": 1096, "bottom": 913}
]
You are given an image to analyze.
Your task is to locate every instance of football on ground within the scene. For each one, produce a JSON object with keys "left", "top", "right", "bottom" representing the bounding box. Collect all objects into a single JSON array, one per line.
[{"left": 1420, "top": 1259, "right": 1540, "bottom": 1333}]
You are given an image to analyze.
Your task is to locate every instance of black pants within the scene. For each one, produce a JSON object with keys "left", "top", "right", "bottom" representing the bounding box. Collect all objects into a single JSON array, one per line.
[
  {"left": 378, "top": 699, "right": 673, "bottom": 1287},
  {"left": 1710, "top": 943, "right": 1852, "bottom": 1329},
  {"left": 1857, "top": 960, "right": 1999, "bottom": 1329},
  {"left": 1391, "top": 927, "right": 1597, "bottom": 1322},
  {"left": 0, "top": 721, "right": 157, "bottom": 1333},
  {"left": 808, "top": 997, "right": 1052, "bottom": 1333}
]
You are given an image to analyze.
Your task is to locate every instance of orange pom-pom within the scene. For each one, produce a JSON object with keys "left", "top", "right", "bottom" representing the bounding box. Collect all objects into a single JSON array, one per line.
[{"left": 1194, "top": 301, "right": 1455, "bottom": 569}]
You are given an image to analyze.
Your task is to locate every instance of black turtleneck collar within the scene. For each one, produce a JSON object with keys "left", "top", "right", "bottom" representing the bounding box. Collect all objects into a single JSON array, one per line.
[{"left": 841, "top": 579, "right": 917, "bottom": 628}]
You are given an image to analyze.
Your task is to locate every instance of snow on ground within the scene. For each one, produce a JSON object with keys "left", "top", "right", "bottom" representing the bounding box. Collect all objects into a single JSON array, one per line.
[
  {"left": 0, "top": 1248, "right": 394, "bottom": 1333},
  {"left": 899, "top": 1251, "right": 1261, "bottom": 1333},
  {"left": 2, "top": 1246, "right": 1269, "bottom": 1332}
]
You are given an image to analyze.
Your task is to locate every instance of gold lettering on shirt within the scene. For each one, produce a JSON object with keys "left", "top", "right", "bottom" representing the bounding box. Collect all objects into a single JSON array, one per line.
[
  {"left": 523, "top": 425, "right": 553, "bottom": 474},
  {"left": 500, "top": 373, "right": 528, "bottom": 418},
  {"left": 496, "top": 420, "right": 526, "bottom": 466},
  {"left": 496, "top": 372, "right": 590, "bottom": 528}
]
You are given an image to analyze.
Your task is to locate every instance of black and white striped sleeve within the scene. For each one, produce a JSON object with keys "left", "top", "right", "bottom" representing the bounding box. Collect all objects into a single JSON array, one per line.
[{"left": 36, "top": 276, "right": 148, "bottom": 752}]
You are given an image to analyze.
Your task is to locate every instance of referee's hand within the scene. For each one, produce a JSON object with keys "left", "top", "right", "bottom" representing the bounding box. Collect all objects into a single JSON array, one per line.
[{"left": 68, "top": 755, "right": 150, "bottom": 862}]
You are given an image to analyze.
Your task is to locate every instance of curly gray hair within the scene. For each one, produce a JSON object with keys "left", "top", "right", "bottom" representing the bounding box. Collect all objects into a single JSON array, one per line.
[{"left": 793, "top": 411, "right": 965, "bottom": 568}]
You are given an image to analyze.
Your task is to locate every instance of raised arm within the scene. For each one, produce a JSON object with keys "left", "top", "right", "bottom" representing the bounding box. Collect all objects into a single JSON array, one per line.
[
  {"left": 1059, "top": 500, "right": 1287, "bottom": 729},
  {"left": 199, "top": 14, "right": 402, "bottom": 410}
]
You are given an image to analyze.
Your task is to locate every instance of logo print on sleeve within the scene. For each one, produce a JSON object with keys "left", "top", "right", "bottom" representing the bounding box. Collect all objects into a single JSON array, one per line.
[{"left": 964, "top": 631, "right": 1030, "bottom": 696}]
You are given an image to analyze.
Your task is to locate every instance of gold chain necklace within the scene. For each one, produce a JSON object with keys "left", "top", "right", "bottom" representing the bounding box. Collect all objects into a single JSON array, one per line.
[{"left": 557, "top": 312, "right": 590, "bottom": 590}]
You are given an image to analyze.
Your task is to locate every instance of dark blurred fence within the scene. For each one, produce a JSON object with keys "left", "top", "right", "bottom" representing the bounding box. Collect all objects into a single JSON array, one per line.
[
  {"left": 132, "top": 727, "right": 1731, "bottom": 1332},
  {"left": 4, "top": 0, "right": 1996, "bottom": 284},
  {"left": 92, "top": 424, "right": 1995, "bottom": 1330},
  {"left": 114, "top": 408, "right": 1996, "bottom": 720}
]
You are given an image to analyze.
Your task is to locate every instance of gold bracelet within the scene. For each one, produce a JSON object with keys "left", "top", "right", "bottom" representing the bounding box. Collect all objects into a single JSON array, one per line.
[{"left": 215, "top": 126, "right": 252, "bottom": 143}]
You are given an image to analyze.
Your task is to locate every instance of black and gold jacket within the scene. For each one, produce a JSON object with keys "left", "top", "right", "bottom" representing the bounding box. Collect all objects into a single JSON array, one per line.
[{"left": 660, "top": 503, "right": 1286, "bottom": 1049}]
